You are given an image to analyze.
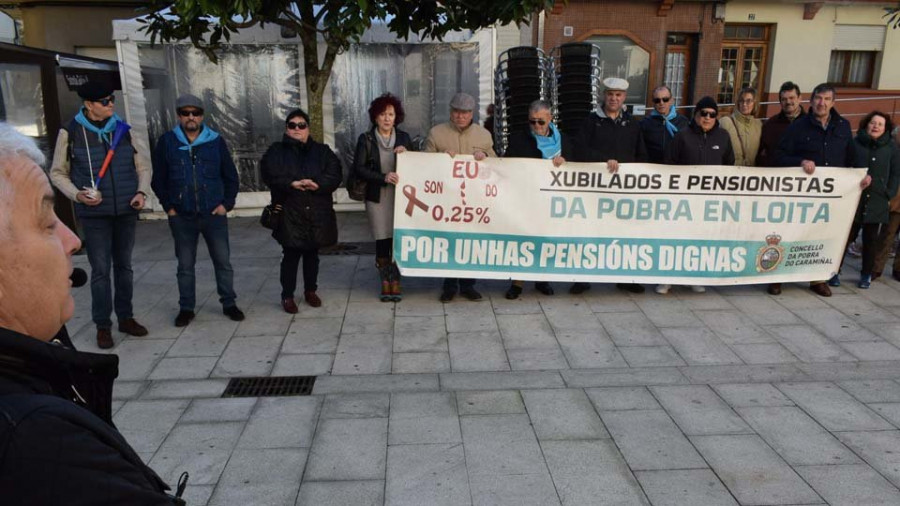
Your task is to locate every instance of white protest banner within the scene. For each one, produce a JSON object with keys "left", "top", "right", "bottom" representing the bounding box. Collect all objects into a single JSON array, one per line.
[{"left": 393, "top": 152, "right": 865, "bottom": 285}]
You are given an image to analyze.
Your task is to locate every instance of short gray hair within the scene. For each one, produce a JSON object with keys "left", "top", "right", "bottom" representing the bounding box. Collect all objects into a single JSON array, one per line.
[
  {"left": 0, "top": 123, "right": 46, "bottom": 233},
  {"left": 652, "top": 85, "right": 672, "bottom": 97},
  {"left": 528, "top": 100, "right": 552, "bottom": 115}
]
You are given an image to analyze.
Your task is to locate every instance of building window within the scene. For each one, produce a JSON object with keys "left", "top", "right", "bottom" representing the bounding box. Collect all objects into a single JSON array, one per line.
[
  {"left": 827, "top": 51, "right": 875, "bottom": 87},
  {"left": 585, "top": 34, "right": 650, "bottom": 106},
  {"left": 718, "top": 24, "right": 770, "bottom": 105}
]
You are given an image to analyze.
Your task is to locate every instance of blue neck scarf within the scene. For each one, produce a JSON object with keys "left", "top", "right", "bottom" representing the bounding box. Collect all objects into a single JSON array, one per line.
[
  {"left": 650, "top": 108, "right": 679, "bottom": 138},
  {"left": 75, "top": 109, "right": 122, "bottom": 144},
  {"left": 531, "top": 122, "right": 562, "bottom": 159},
  {"left": 173, "top": 124, "right": 219, "bottom": 151}
]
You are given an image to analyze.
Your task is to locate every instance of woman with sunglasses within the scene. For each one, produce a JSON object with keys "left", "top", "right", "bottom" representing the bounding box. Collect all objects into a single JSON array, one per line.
[
  {"left": 720, "top": 87, "right": 762, "bottom": 167},
  {"left": 352, "top": 94, "right": 413, "bottom": 302},
  {"left": 260, "top": 109, "right": 343, "bottom": 313},
  {"left": 659, "top": 96, "right": 735, "bottom": 295},
  {"left": 502, "top": 99, "right": 572, "bottom": 299}
]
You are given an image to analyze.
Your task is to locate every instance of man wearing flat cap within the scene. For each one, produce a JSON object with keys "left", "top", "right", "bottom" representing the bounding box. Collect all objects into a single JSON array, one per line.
[
  {"left": 151, "top": 94, "right": 243, "bottom": 327},
  {"left": 570, "top": 77, "right": 648, "bottom": 295},
  {"left": 425, "top": 92, "right": 496, "bottom": 302},
  {"left": 50, "top": 81, "right": 150, "bottom": 349}
]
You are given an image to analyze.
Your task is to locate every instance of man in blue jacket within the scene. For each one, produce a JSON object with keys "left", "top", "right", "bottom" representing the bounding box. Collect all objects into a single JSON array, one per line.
[
  {"left": 151, "top": 95, "right": 244, "bottom": 326},
  {"left": 640, "top": 85, "right": 689, "bottom": 164}
]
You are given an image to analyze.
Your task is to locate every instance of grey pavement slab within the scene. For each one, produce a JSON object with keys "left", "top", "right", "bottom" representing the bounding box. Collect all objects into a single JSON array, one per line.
[
  {"left": 585, "top": 387, "right": 660, "bottom": 411},
  {"left": 634, "top": 469, "right": 738, "bottom": 506},
  {"left": 650, "top": 385, "right": 751, "bottom": 435},
  {"left": 796, "top": 360, "right": 900, "bottom": 381},
  {"left": 385, "top": 443, "right": 470, "bottom": 506},
  {"left": 441, "top": 371, "right": 564, "bottom": 391},
  {"left": 296, "top": 480, "right": 384, "bottom": 506},
  {"left": 796, "top": 464, "right": 900, "bottom": 506},
  {"left": 619, "top": 345, "right": 687, "bottom": 367},
  {"left": 659, "top": 327, "right": 743, "bottom": 365},
  {"left": 321, "top": 393, "right": 390, "bottom": 419},
  {"left": 237, "top": 396, "right": 321, "bottom": 448},
  {"left": 596, "top": 312, "right": 667, "bottom": 346},
  {"left": 393, "top": 315, "right": 447, "bottom": 353},
  {"left": 542, "top": 439, "right": 648, "bottom": 506},
  {"left": 521, "top": 389, "right": 608, "bottom": 440},
  {"left": 213, "top": 448, "right": 307, "bottom": 506},
  {"left": 691, "top": 434, "right": 822, "bottom": 505},
  {"left": 600, "top": 409, "right": 707, "bottom": 471},
  {"left": 469, "top": 472, "right": 560, "bottom": 506},
  {"left": 635, "top": 298, "right": 703, "bottom": 327},
  {"left": 332, "top": 332, "right": 393, "bottom": 375},
  {"left": 392, "top": 351, "right": 451, "bottom": 373},
  {"left": 554, "top": 329, "right": 628, "bottom": 369},
  {"left": 181, "top": 398, "right": 258, "bottom": 422},
  {"left": 726, "top": 295, "right": 803, "bottom": 325},
  {"left": 541, "top": 299, "right": 602, "bottom": 331},
  {"left": 115, "top": 339, "right": 175, "bottom": 380},
  {"left": 836, "top": 431, "right": 900, "bottom": 488},
  {"left": 694, "top": 310, "right": 774, "bottom": 345},
  {"left": 838, "top": 379, "right": 900, "bottom": 403},
  {"left": 141, "top": 379, "right": 229, "bottom": 399},
  {"left": 150, "top": 357, "right": 219, "bottom": 380},
  {"left": 166, "top": 320, "right": 239, "bottom": 357},
  {"left": 794, "top": 307, "right": 882, "bottom": 342},
  {"left": 839, "top": 340, "right": 900, "bottom": 361},
  {"left": 507, "top": 347, "right": 570, "bottom": 370},
  {"left": 389, "top": 392, "right": 461, "bottom": 445},
  {"left": 776, "top": 382, "right": 893, "bottom": 431},
  {"left": 497, "top": 313, "right": 558, "bottom": 349},
  {"left": 312, "top": 373, "right": 439, "bottom": 394},
  {"left": 282, "top": 317, "right": 343, "bottom": 354},
  {"left": 456, "top": 390, "right": 526, "bottom": 415},
  {"left": 678, "top": 364, "right": 808, "bottom": 384},
  {"left": 304, "top": 417, "right": 388, "bottom": 481},
  {"left": 730, "top": 342, "right": 799, "bottom": 364},
  {"left": 211, "top": 335, "right": 282, "bottom": 377},
  {"left": 460, "top": 414, "right": 548, "bottom": 477},
  {"left": 712, "top": 383, "right": 794, "bottom": 408},
  {"left": 113, "top": 399, "right": 190, "bottom": 454},
  {"left": 562, "top": 367, "right": 687, "bottom": 387},
  {"left": 447, "top": 331, "right": 510, "bottom": 372},
  {"left": 869, "top": 403, "right": 900, "bottom": 427},
  {"left": 271, "top": 353, "right": 334, "bottom": 376}
]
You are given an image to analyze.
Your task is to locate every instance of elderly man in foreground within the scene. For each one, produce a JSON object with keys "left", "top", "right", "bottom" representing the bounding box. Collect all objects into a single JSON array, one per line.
[{"left": 0, "top": 123, "right": 181, "bottom": 504}]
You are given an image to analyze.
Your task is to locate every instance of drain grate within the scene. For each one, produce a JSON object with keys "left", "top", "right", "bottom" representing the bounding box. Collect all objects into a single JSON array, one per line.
[{"left": 222, "top": 376, "right": 316, "bottom": 397}]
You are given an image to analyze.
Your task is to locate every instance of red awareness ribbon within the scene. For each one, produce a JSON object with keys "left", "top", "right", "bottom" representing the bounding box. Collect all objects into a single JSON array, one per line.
[{"left": 402, "top": 185, "right": 430, "bottom": 217}]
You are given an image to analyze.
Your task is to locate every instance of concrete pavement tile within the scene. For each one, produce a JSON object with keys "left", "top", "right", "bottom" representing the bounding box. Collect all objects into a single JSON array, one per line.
[
  {"left": 676, "top": 290, "right": 734, "bottom": 310},
  {"left": 237, "top": 396, "right": 321, "bottom": 448},
  {"left": 282, "top": 317, "right": 342, "bottom": 354},
  {"left": 712, "top": 383, "right": 794, "bottom": 407},
  {"left": 737, "top": 406, "right": 861, "bottom": 465},
  {"left": 296, "top": 480, "right": 384, "bottom": 506},
  {"left": 521, "top": 389, "right": 608, "bottom": 440},
  {"left": 445, "top": 306, "right": 498, "bottom": 333},
  {"left": 585, "top": 387, "right": 660, "bottom": 411},
  {"left": 777, "top": 286, "right": 833, "bottom": 310},
  {"left": 776, "top": 382, "right": 893, "bottom": 431},
  {"left": 312, "top": 373, "right": 439, "bottom": 394},
  {"left": 159, "top": 422, "right": 244, "bottom": 451},
  {"left": 596, "top": 312, "right": 667, "bottom": 346},
  {"left": 651, "top": 385, "right": 751, "bottom": 435},
  {"left": 166, "top": 321, "right": 238, "bottom": 357},
  {"left": 391, "top": 392, "right": 457, "bottom": 418},
  {"left": 232, "top": 306, "right": 293, "bottom": 338},
  {"left": 215, "top": 448, "right": 307, "bottom": 500},
  {"left": 541, "top": 299, "right": 602, "bottom": 331},
  {"left": 562, "top": 367, "right": 687, "bottom": 388},
  {"left": 507, "top": 347, "right": 570, "bottom": 370},
  {"left": 796, "top": 464, "right": 900, "bottom": 506},
  {"left": 469, "top": 472, "right": 560, "bottom": 506},
  {"left": 660, "top": 327, "right": 743, "bottom": 365},
  {"left": 294, "top": 288, "right": 349, "bottom": 319},
  {"left": 678, "top": 364, "right": 808, "bottom": 384},
  {"left": 456, "top": 390, "right": 525, "bottom": 415},
  {"left": 460, "top": 414, "right": 547, "bottom": 477},
  {"left": 392, "top": 352, "right": 451, "bottom": 373},
  {"left": 691, "top": 434, "right": 821, "bottom": 505},
  {"left": 583, "top": 288, "right": 642, "bottom": 313},
  {"left": 619, "top": 345, "right": 687, "bottom": 367},
  {"left": 149, "top": 448, "right": 231, "bottom": 485},
  {"left": 394, "top": 300, "right": 447, "bottom": 316},
  {"left": 321, "top": 393, "right": 390, "bottom": 419},
  {"left": 393, "top": 316, "right": 447, "bottom": 353},
  {"left": 180, "top": 485, "right": 214, "bottom": 506},
  {"left": 863, "top": 322, "right": 900, "bottom": 346},
  {"left": 491, "top": 295, "right": 545, "bottom": 315},
  {"left": 304, "top": 418, "right": 388, "bottom": 481},
  {"left": 113, "top": 399, "right": 190, "bottom": 453},
  {"left": 730, "top": 343, "right": 799, "bottom": 364},
  {"left": 826, "top": 294, "right": 900, "bottom": 323},
  {"left": 497, "top": 314, "right": 557, "bottom": 349},
  {"left": 868, "top": 403, "right": 900, "bottom": 427},
  {"left": 113, "top": 381, "right": 147, "bottom": 400},
  {"left": 836, "top": 431, "right": 900, "bottom": 487},
  {"left": 115, "top": 339, "right": 175, "bottom": 380},
  {"left": 794, "top": 307, "right": 882, "bottom": 342},
  {"left": 726, "top": 295, "right": 802, "bottom": 325},
  {"left": 141, "top": 379, "right": 228, "bottom": 399},
  {"left": 796, "top": 361, "right": 900, "bottom": 381},
  {"left": 389, "top": 392, "right": 461, "bottom": 445},
  {"left": 149, "top": 357, "right": 218, "bottom": 380},
  {"left": 635, "top": 298, "right": 702, "bottom": 327},
  {"left": 210, "top": 483, "right": 301, "bottom": 506},
  {"left": 839, "top": 340, "right": 900, "bottom": 361},
  {"left": 634, "top": 469, "right": 738, "bottom": 506},
  {"left": 271, "top": 353, "right": 334, "bottom": 376},
  {"left": 211, "top": 336, "right": 283, "bottom": 377},
  {"left": 440, "top": 371, "right": 564, "bottom": 391},
  {"left": 332, "top": 333, "right": 393, "bottom": 375},
  {"left": 600, "top": 409, "right": 707, "bottom": 470},
  {"left": 447, "top": 331, "right": 510, "bottom": 372},
  {"left": 838, "top": 379, "right": 900, "bottom": 403},
  {"left": 693, "top": 310, "right": 774, "bottom": 345},
  {"left": 385, "top": 443, "right": 470, "bottom": 506},
  {"left": 554, "top": 329, "right": 629, "bottom": 369},
  {"left": 182, "top": 398, "right": 257, "bottom": 422},
  {"left": 542, "top": 440, "right": 648, "bottom": 506}
]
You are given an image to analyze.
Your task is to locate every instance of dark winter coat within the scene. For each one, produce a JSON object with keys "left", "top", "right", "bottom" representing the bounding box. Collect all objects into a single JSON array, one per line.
[
  {"left": 352, "top": 128, "right": 413, "bottom": 203},
  {"left": 666, "top": 121, "right": 736, "bottom": 166},
  {"left": 639, "top": 113, "right": 689, "bottom": 164},
  {"left": 504, "top": 129, "right": 574, "bottom": 160},
  {"left": 756, "top": 108, "right": 804, "bottom": 167},
  {"left": 260, "top": 136, "right": 343, "bottom": 250},
  {"left": 0, "top": 327, "right": 177, "bottom": 505},
  {"left": 853, "top": 132, "right": 900, "bottom": 224},
  {"left": 572, "top": 109, "right": 648, "bottom": 163},
  {"left": 775, "top": 108, "right": 857, "bottom": 168}
]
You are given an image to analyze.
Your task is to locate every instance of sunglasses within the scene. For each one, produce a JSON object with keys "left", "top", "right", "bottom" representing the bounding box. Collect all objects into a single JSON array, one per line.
[
  {"left": 178, "top": 109, "right": 203, "bottom": 118},
  {"left": 653, "top": 97, "right": 671, "bottom": 104},
  {"left": 93, "top": 96, "right": 115, "bottom": 106},
  {"left": 528, "top": 119, "right": 547, "bottom": 126},
  {"left": 698, "top": 111, "right": 717, "bottom": 119},
  {"left": 287, "top": 121, "right": 309, "bottom": 130}
]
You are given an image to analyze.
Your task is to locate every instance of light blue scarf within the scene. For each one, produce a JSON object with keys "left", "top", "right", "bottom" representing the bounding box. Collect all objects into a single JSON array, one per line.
[
  {"left": 650, "top": 108, "right": 679, "bottom": 138},
  {"left": 173, "top": 124, "right": 220, "bottom": 151},
  {"left": 531, "top": 122, "right": 562, "bottom": 159},
  {"left": 75, "top": 109, "right": 122, "bottom": 144}
]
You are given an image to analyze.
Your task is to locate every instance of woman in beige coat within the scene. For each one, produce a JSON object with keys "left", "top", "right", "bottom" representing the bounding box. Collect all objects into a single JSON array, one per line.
[{"left": 720, "top": 87, "right": 762, "bottom": 166}]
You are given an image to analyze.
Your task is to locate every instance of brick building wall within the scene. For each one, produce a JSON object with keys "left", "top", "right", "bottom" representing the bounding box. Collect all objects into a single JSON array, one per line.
[{"left": 542, "top": 0, "right": 724, "bottom": 108}]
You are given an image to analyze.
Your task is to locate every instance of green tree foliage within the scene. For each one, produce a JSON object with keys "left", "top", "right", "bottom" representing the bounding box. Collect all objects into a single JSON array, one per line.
[
  {"left": 886, "top": 5, "right": 900, "bottom": 29},
  {"left": 139, "top": 0, "right": 558, "bottom": 140}
]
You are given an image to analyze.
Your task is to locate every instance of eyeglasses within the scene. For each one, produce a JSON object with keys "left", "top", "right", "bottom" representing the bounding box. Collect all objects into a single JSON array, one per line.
[
  {"left": 653, "top": 97, "right": 671, "bottom": 104},
  {"left": 287, "top": 121, "right": 308, "bottom": 130},
  {"left": 93, "top": 96, "right": 115, "bottom": 107},
  {"left": 178, "top": 109, "right": 203, "bottom": 118},
  {"left": 528, "top": 119, "right": 547, "bottom": 126},
  {"left": 698, "top": 111, "right": 717, "bottom": 119}
]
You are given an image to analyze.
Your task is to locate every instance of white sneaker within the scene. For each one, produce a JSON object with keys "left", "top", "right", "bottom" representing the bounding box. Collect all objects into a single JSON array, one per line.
[
  {"left": 655, "top": 284, "right": 671, "bottom": 294},
  {"left": 691, "top": 285, "right": 706, "bottom": 293}
]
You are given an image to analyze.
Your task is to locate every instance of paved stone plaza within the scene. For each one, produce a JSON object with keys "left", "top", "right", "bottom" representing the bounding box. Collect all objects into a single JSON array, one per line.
[{"left": 66, "top": 214, "right": 900, "bottom": 505}]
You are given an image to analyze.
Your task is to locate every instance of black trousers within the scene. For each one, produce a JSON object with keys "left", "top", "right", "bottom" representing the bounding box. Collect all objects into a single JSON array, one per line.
[
  {"left": 842, "top": 222, "right": 881, "bottom": 276},
  {"left": 376, "top": 238, "right": 392, "bottom": 259},
  {"left": 443, "top": 278, "right": 476, "bottom": 291},
  {"left": 281, "top": 246, "right": 319, "bottom": 298}
]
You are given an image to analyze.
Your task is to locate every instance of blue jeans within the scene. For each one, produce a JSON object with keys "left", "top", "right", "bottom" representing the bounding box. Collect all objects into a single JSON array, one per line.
[
  {"left": 168, "top": 213, "right": 237, "bottom": 311},
  {"left": 81, "top": 214, "right": 137, "bottom": 329}
]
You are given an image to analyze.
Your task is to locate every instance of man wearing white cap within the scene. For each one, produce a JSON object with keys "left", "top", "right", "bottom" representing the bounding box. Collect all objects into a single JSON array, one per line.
[
  {"left": 570, "top": 77, "right": 648, "bottom": 295},
  {"left": 425, "top": 92, "right": 496, "bottom": 302}
]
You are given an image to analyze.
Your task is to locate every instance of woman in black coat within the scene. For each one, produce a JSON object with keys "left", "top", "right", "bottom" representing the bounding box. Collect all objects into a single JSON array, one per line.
[
  {"left": 352, "top": 94, "right": 413, "bottom": 302},
  {"left": 261, "top": 109, "right": 342, "bottom": 313}
]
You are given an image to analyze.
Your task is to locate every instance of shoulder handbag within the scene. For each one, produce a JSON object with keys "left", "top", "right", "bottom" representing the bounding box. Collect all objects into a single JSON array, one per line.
[
  {"left": 260, "top": 203, "right": 282, "bottom": 230},
  {"left": 347, "top": 133, "right": 374, "bottom": 201}
]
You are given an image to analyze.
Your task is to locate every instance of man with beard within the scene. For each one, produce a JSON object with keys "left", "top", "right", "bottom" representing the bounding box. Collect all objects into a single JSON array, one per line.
[{"left": 151, "top": 94, "right": 243, "bottom": 326}]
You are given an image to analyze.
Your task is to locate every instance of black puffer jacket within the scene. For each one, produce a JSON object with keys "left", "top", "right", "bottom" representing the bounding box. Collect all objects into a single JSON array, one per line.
[
  {"left": 666, "top": 120, "right": 736, "bottom": 166},
  {"left": 261, "top": 136, "right": 343, "bottom": 250},
  {"left": 0, "top": 327, "right": 177, "bottom": 505},
  {"left": 853, "top": 132, "right": 900, "bottom": 224},
  {"left": 504, "top": 129, "right": 574, "bottom": 160},
  {"left": 639, "top": 113, "right": 690, "bottom": 164},
  {"left": 572, "top": 109, "right": 648, "bottom": 163},
  {"left": 352, "top": 128, "right": 413, "bottom": 203}
]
